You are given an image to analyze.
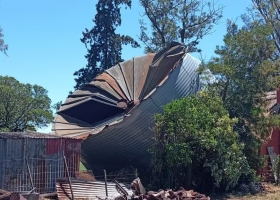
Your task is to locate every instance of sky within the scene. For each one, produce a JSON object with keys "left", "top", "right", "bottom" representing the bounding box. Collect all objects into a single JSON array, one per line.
[{"left": 0, "top": 0, "right": 252, "bottom": 133}]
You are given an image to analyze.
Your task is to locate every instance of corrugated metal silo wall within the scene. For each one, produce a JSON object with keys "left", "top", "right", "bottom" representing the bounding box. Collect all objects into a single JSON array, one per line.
[
  {"left": 81, "top": 54, "right": 201, "bottom": 173},
  {"left": 0, "top": 137, "right": 81, "bottom": 193}
]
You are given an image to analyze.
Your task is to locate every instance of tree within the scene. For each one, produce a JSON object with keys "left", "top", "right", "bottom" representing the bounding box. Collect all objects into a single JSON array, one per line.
[
  {"left": 199, "top": 20, "right": 280, "bottom": 171},
  {"left": 251, "top": 0, "right": 280, "bottom": 52},
  {"left": 0, "top": 26, "right": 8, "bottom": 55},
  {"left": 0, "top": 76, "right": 53, "bottom": 132},
  {"left": 73, "top": 0, "right": 140, "bottom": 90},
  {"left": 139, "top": 0, "right": 223, "bottom": 53},
  {"left": 52, "top": 101, "right": 62, "bottom": 113},
  {"left": 152, "top": 91, "right": 250, "bottom": 191}
]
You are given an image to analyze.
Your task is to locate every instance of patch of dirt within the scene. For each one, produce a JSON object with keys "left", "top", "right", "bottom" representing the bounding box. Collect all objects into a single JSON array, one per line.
[
  {"left": 210, "top": 183, "right": 280, "bottom": 200},
  {"left": 75, "top": 170, "right": 95, "bottom": 181}
]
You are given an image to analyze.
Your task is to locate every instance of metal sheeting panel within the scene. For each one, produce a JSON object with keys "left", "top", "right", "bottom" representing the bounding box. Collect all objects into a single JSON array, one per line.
[
  {"left": 92, "top": 81, "right": 122, "bottom": 100},
  {"left": 53, "top": 42, "right": 186, "bottom": 138},
  {"left": 94, "top": 73, "right": 127, "bottom": 100},
  {"left": 106, "top": 64, "right": 131, "bottom": 101},
  {"left": 140, "top": 45, "right": 185, "bottom": 99},
  {"left": 52, "top": 42, "right": 202, "bottom": 173},
  {"left": 133, "top": 54, "right": 154, "bottom": 100},
  {"left": 0, "top": 133, "right": 82, "bottom": 193},
  {"left": 119, "top": 59, "right": 134, "bottom": 101},
  {"left": 56, "top": 178, "right": 133, "bottom": 200},
  {"left": 81, "top": 54, "right": 201, "bottom": 172}
]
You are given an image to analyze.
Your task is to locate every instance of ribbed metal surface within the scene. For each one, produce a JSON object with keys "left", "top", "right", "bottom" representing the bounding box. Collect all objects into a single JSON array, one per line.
[
  {"left": 107, "top": 64, "right": 132, "bottom": 101},
  {"left": 56, "top": 178, "right": 133, "bottom": 200},
  {"left": 94, "top": 73, "right": 127, "bottom": 100},
  {"left": 133, "top": 54, "right": 154, "bottom": 99},
  {"left": 53, "top": 42, "right": 186, "bottom": 138},
  {"left": 120, "top": 59, "right": 134, "bottom": 101},
  {"left": 52, "top": 42, "right": 201, "bottom": 173},
  {"left": 81, "top": 54, "right": 201, "bottom": 172},
  {"left": 0, "top": 133, "right": 82, "bottom": 193}
]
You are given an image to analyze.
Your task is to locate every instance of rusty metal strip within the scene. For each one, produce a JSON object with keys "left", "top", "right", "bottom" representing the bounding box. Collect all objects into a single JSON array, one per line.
[
  {"left": 63, "top": 96, "right": 89, "bottom": 106},
  {"left": 119, "top": 59, "right": 134, "bottom": 101},
  {"left": 58, "top": 98, "right": 91, "bottom": 112},
  {"left": 106, "top": 65, "right": 132, "bottom": 101},
  {"left": 90, "top": 81, "right": 122, "bottom": 100},
  {"left": 140, "top": 45, "right": 185, "bottom": 99},
  {"left": 56, "top": 178, "right": 133, "bottom": 200},
  {"left": 94, "top": 73, "right": 127, "bottom": 100},
  {"left": 134, "top": 54, "right": 155, "bottom": 100}
]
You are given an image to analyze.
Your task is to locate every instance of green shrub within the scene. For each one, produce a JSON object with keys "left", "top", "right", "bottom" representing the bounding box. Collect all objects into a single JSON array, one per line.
[{"left": 151, "top": 91, "right": 251, "bottom": 191}]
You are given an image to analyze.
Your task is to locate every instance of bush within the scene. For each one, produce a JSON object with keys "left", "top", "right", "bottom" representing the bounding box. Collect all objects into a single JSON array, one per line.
[{"left": 151, "top": 91, "right": 251, "bottom": 192}]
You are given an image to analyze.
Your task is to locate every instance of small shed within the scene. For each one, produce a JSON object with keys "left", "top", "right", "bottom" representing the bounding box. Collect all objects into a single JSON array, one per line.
[
  {"left": 0, "top": 131, "right": 82, "bottom": 193},
  {"left": 260, "top": 89, "right": 280, "bottom": 181}
]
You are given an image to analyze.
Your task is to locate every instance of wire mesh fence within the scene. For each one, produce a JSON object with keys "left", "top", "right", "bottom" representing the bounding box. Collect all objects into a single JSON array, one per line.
[
  {"left": 76, "top": 166, "right": 138, "bottom": 186},
  {"left": 0, "top": 157, "right": 78, "bottom": 193}
]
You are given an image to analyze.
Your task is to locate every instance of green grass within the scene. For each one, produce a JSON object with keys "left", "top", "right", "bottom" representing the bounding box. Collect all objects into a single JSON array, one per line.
[{"left": 79, "top": 162, "right": 87, "bottom": 171}]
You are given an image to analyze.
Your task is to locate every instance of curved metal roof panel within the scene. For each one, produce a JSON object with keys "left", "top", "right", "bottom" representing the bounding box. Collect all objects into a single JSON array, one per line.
[{"left": 52, "top": 42, "right": 201, "bottom": 173}]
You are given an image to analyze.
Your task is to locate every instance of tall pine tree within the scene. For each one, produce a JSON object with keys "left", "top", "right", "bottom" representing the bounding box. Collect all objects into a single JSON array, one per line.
[
  {"left": 0, "top": 27, "right": 8, "bottom": 55},
  {"left": 73, "top": 0, "right": 139, "bottom": 90}
]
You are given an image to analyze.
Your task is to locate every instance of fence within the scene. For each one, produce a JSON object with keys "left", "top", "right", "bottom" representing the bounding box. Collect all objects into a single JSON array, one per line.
[
  {"left": 0, "top": 157, "right": 78, "bottom": 194},
  {"left": 93, "top": 167, "right": 138, "bottom": 185}
]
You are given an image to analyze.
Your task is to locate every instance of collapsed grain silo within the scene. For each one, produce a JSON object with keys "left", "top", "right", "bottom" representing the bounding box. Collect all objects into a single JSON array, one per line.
[{"left": 52, "top": 42, "right": 202, "bottom": 173}]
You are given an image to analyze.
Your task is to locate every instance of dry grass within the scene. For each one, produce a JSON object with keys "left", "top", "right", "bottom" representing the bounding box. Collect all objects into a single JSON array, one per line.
[
  {"left": 211, "top": 183, "right": 280, "bottom": 200},
  {"left": 226, "top": 192, "right": 280, "bottom": 200}
]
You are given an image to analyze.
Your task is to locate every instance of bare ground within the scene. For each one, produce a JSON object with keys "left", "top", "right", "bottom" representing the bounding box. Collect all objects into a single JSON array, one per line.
[{"left": 211, "top": 183, "right": 280, "bottom": 200}]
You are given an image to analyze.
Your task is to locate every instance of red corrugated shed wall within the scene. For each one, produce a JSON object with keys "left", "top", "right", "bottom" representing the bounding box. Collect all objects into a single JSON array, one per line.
[
  {"left": 260, "top": 89, "right": 280, "bottom": 181},
  {"left": 0, "top": 133, "right": 82, "bottom": 193}
]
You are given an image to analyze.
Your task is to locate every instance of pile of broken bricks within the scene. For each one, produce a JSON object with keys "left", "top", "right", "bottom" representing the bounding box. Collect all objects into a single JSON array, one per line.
[{"left": 131, "top": 188, "right": 210, "bottom": 200}]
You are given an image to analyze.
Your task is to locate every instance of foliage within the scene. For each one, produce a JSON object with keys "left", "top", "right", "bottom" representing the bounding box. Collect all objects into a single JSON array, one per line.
[
  {"left": 52, "top": 101, "right": 62, "bottom": 113},
  {"left": 199, "top": 20, "right": 280, "bottom": 171},
  {"left": 251, "top": 0, "right": 280, "bottom": 52},
  {"left": 152, "top": 91, "right": 250, "bottom": 191},
  {"left": 0, "top": 76, "right": 53, "bottom": 132},
  {"left": 271, "top": 155, "right": 280, "bottom": 185},
  {"left": 0, "top": 26, "right": 8, "bottom": 55},
  {"left": 139, "top": 0, "right": 223, "bottom": 53},
  {"left": 73, "top": 0, "right": 140, "bottom": 90}
]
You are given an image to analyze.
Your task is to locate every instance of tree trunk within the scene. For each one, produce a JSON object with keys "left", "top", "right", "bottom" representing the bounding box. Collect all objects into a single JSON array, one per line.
[{"left": 186, "top": 164, "right": 192, "bottom": 189}]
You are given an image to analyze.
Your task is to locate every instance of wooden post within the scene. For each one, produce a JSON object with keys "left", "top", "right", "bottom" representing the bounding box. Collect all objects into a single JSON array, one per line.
[
  {"left": 104, "top": 169, "right": 108, "bottom": 198},
  {"left": 134, "top": 168, "right": 138, "bottom": 178},
  {"left": 114, "top": 180, "right": 128, "bottom": 196},
  {"left": 25, "top": 158, "right": 35, "bottom": 191},
  {"left": 63, "top": 156, "right": 74, "bottom": 200}
]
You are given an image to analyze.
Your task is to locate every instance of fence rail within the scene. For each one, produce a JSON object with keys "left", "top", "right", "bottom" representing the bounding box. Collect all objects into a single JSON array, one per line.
[{"left": 0, "top": 157, "right": 78, "bottom": 193}]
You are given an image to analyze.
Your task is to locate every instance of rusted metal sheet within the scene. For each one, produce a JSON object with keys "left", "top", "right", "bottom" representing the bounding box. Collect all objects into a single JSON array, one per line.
[
  {"left": 53, "top": 42, "right": 185, "bottom": 137},
  {"left": 59, "top": 98, "right": 91, "bottom": 112},
  {"left": 139, "top": 44, "right": 185, "bottom": 99},
  {"left": 94, "top": 73, "right": 127, "bottom": 100},
  {"left": 52, "top": 41, "right": 202, "bottom": 173},
  {"left": 91, "top": 81, "right": 122, "bottom": 100},
  {"left": 119, "top": 59, "right": 134, "bottom": 101},
  {"left": 106, "top": 64, "right": 132, "bottom": 101},
  {"left": 63, "top": 96, "right": 89, "bottom": 106},
  {"left": 0, "top": 132, "right": 82, "bottom": 194},
  {"left": 133, "top": 54, "right": 154, "bottom": 100},
  {"left": 56, "top": 178, "right": 133, "bottom": 200},
  {"left": 80, "top": 54, "right": 201, "bottom": 173}
]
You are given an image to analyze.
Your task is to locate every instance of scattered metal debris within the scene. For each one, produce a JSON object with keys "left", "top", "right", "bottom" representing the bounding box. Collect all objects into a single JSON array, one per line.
[{"left": 56, "top": 177, "right": 133, "bottom": 200}]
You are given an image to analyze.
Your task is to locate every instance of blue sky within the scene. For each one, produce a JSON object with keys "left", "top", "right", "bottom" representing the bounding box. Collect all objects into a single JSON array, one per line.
[{"left": 0, "top": 0, "right": 251, "bottom": 133}]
